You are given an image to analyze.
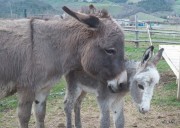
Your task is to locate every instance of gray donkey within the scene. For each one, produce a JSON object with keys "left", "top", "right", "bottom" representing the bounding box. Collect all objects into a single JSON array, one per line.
[
  {"left": 0, "top": 6, "right": 127, "bottom": 128},
  {"left": 64, "top": 46, "right": 164, "bottom": 128}
]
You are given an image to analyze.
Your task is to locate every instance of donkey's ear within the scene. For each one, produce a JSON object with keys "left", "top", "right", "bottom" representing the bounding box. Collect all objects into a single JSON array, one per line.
[
  {"left": 62, "top": 6, "right": 100, "bottom": 28},
  {"left": 141, "top": 46, "right": 154, "bottom": 65},
  {"left": 152, "top": 48, "right": 164, "bottom": 66}
]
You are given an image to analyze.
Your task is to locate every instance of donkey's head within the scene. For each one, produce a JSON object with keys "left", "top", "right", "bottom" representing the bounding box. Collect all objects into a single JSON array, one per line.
[
  {"left": 130, "top": 46, "right": 164, "bottom": 114},
  {"left": 62, "top": 6, "right": 127, "bottom": 91}
]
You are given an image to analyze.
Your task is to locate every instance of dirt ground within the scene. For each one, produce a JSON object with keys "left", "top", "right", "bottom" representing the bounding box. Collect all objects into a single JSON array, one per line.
[
  {"left": 43, "top": 99, "right": 180, "bottom": 128},
  {"left": 1, "top": 95, "right": 180, "bottom": 128},
  {"left": 0, "top": 72, "right": 180, "bottom": 128}
]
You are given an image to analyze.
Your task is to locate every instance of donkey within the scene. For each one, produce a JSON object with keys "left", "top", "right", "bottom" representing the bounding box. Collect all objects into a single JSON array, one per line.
[
  {"left": 64, "top": 46, "right": 164, "bottom": 128},
  {"left": 0, "top": 6, "right": 127, "bottom": 128}
]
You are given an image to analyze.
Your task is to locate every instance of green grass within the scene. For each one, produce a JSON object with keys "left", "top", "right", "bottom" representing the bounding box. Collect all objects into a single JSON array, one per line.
[
  {"left": 163, "top": 81, "right": 177, "bottom": 91},
  {"left": 153, "top": 81, "right": 180, "bottom": 107},
  {"left": 157, "top": 60, "right": 171, "bottom": 73},
  {"left": 50, "top": 78, "right": 66, "bottom": 94},
  {"left": 0, "top": 96, "right": 17, "bottom": 112}
]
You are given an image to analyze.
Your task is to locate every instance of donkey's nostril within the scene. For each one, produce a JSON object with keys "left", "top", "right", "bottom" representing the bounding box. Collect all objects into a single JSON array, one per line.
[
  {"left": 118, "top": 83, "right": 124, "bottom": 89},
  {"left": 118, "top": 82, "right": 129, "bottom": 91},
  {"left": 139, "top": 108, "right": 146, "bottom": 114},
  {"left": 140, "top": 107, "right": 149, "bottom": 114}
]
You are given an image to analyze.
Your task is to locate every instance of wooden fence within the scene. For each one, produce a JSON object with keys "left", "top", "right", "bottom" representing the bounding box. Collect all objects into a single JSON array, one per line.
[
  {"left": 124, "top": 28, "right": 180, "bottom": 46},
  {"left": 116, "top": 19, "right": 180, "bottom": 47}
]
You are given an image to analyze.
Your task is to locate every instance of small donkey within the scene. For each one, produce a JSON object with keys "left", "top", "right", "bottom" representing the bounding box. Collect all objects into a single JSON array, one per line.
[{"left": 64, "top": 46, "right": 164, "bottom": 128}]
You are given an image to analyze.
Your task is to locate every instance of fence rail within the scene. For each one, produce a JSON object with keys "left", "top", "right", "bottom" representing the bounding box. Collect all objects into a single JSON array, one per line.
[
  {"left": 124, "top": 29, "right": 180, "bottom": 35},
  {"left": 116, "top": 16, "right": 180, "bottom": 47},
  {"left": 119, "top": 23, "right": 180, "bottom": 47},
  {"left": 125, "top": 40, "right": 180, "bottom": 44}
]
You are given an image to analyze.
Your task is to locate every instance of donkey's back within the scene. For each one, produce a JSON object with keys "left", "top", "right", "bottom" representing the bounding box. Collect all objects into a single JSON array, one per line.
[{"left": 0, "top": 19, "right": 32, "bottom": 99}]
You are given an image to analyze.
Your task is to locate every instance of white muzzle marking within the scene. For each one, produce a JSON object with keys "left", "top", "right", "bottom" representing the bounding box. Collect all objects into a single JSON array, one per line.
[
  {"left": 139, "top": 88, "right": 153, "bottom": 114},
  {"left": 107, "top": 70, "right": 127, "bottom": 92}
]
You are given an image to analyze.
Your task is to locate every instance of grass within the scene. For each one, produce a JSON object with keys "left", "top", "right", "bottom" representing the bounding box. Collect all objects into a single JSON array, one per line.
[
  {"left": 50, "top": 78, "right": 66, "bottom": 94},
  {"left": 0, "top": 95, "right": 17, "bottom": 112},
  {"left": 153, "top": 79, "right": 180, "bottom": 106},
  {"left": 157, "top": 59, "right": 172, "bottom": 73}
]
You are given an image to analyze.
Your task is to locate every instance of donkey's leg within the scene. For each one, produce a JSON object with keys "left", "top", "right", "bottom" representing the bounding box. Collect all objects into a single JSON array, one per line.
[
  {"left": 17, "top": 88, "right": 35, "bottom": 128},
  {"left": 74, "top": 91, "right": 86, "bottom": 128},
  {"left": 64, "top": 85, "right": 82, "bottom": 128},
  {"left": 33, "top": 88, "right": 50, "bottom": 128},
  {"left": 111, "top": 98, "right": 124, "bottom": 128},
  {"left": 97, "top": 97, "right": 110, "bottom": 128}
]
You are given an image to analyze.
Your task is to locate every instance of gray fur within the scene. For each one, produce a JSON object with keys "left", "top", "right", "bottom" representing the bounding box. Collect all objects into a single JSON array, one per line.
[
  {"left": 0, "top": 6, "right": 126, "bottom": 128},
  {"left": 64, "top": 46, "right": 163, "bottom": 128}
]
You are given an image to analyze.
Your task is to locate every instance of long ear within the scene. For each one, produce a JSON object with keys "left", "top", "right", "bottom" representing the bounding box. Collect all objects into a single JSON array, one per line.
[
  {"left": 62, "top": 6, "right": 100, "bottom": 28},
  {"left": 141, "top": 46, "right": 154, "bottom": 65},
  {"left": 152, "top": 48, "right": 164, "bottom": 66}
]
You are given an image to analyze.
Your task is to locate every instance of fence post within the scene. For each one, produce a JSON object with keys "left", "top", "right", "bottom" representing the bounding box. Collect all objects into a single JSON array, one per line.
[
  {"left": 24, "top": 9, "right": 27, "bottom": 18},
  {"left": 177, "top": 55, "right": 180, "bottom": 100},
  {"left": 146, "top": 23, "right": 153, "bottom": 46},
  {"left": 9, "top": 2, "right": 13, "bottom": 18},
  {"left": 135, "top": 15, "right": 139, "bottom": 47}
]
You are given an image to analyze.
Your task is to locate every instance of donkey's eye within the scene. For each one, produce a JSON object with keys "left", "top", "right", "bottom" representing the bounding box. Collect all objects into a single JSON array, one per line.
[
  {"left": 104, "top": 48, "right": 116, "bottom": 55},
  {"left": 138, "top": 84, "right": 144, "bottom": 90}
]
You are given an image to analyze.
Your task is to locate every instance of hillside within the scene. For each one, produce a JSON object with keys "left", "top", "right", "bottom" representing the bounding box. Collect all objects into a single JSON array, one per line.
[
  {"left": 0, "top": 0, "right": 180, "bottom": 19},
  {"left": 41, "top": 0, "right": 180, "bottom": 18},
  {"left": 0, "top": 0, "right": 57, "bottom": 18}
]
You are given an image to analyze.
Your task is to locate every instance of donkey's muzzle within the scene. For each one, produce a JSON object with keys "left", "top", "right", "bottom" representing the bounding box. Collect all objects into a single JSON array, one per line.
[
  {"left": 108, "top": 82, "right": 128, "bottom": 93},
  {"left": 107, "top": 70, "right": 127, "bottom": 93}
]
